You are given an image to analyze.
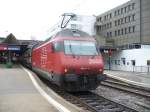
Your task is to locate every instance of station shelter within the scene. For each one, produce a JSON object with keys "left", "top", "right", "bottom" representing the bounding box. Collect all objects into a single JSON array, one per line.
[{"left": 0, "top": 33, "right": 27, "bottom": 64}]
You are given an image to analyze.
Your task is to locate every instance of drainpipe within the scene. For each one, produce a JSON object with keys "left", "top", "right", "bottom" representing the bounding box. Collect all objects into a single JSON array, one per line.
[{"left": 140, "top": 0, "right": 142, "bottom": 44}]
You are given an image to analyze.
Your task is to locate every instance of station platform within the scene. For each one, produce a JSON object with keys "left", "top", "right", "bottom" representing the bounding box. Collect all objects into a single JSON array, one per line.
[
  {"left": 0, "top": 64, "right": 81, "bottom": 112},
  {"left": 104, "top": 70, "right": 150, "bottom": 89},
  {"left": 0, "top": 64, "right": 58, "bottom": 112}
]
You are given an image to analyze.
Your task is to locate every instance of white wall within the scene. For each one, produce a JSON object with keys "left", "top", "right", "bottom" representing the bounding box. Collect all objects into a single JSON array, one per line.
[
  {"left": 103, "top": 46, "right": 150, "bottom": 72},
  {"left": 113, "top": 49, "right": 150, "bottom": 66}
]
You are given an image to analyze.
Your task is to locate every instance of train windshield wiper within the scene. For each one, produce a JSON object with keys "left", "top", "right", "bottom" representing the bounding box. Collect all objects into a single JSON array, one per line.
[{"left": 69, "top": 44, "right": 75, "bottom": 58}]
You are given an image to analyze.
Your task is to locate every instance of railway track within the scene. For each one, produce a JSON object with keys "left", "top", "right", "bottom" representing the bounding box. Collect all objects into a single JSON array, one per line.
[
  {"left": 101, "top": 78, "right": 150, "bottom": 98},
  {"left": 72, "top": 92, "right": 138, "bottom": 112},
  {"left": 40, "top": 77, "right": 138, "bottom": 112}
]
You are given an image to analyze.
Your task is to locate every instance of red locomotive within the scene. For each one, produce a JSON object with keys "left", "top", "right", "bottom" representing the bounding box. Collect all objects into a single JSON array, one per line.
[{"left": 23, "top": 13, "right": 106, "bottom": 91}]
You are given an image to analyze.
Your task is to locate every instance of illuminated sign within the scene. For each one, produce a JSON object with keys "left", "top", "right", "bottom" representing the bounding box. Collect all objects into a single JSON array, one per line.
[
  {"left": 8, "top": 46, "right": 20, "bottom": 51},
  {"left": 0, "top": 45, "right": 7, "bottom": 51}
]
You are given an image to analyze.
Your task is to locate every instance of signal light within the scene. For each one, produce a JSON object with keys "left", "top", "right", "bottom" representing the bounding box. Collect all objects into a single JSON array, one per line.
[{"left": 64, "top": 68, "right": 68, "bottom": 73}]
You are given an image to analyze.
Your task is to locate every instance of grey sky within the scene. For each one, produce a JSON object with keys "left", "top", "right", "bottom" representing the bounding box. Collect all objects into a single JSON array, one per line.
[{"left": 0, "top": 0, "right": 129, "bottom": 40}]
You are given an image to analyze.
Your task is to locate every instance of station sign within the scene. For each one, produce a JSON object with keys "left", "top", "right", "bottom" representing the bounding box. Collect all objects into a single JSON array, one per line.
[
  {"left": 0, "top": 45, "right": 7, "bottom": 51},
  {"left": 8, "top": 46, "right": 20, "bottom": 51}
]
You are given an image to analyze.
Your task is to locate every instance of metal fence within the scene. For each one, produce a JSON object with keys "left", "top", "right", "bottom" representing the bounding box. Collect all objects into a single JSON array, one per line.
[{"left": 105, "top": 65, "right": 150, "bottom": 73}]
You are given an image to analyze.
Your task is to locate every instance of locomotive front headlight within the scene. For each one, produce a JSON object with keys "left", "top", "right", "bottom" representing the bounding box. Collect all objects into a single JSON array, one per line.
[
  {"left": 99, "top": 68, "right": 103, "bottom": 72},
  {"left": 64, "top": 68, "right": 68, "bottom": 73}
]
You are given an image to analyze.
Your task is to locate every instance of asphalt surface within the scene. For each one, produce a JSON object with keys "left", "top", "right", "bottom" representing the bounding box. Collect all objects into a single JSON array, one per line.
[{"left": 0, "top": 64, "right": 58, "bottom": 112}]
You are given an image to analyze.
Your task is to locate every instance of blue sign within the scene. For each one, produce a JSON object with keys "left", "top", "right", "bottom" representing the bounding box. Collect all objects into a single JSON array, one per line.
[{"left": 8, "top": 46, "right": 20, "bottom": 51}]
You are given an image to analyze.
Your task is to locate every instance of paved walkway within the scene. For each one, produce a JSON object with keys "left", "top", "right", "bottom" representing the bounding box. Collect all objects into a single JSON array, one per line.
[
  {"left": 0, "top": 65, "right": 58, "bottom": 112},
  {"left": 104, "top": 70, "right": 150, "bottom": 89}
]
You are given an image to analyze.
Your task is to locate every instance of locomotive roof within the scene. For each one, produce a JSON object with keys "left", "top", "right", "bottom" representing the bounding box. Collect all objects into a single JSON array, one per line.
[
  {"left": 34, "top": 29, "right": 93, "bottom": 49},
  {"left": 55, "top": 29, "right": 91, "bottom": 38}
]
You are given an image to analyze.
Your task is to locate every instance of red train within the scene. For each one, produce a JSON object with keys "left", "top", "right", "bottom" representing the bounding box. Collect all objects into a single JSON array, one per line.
[
  {"left": 26, "top": 29, "right": 106, "bottom": 92},
  {"left": 22, "top": 13, "right": 106, "bottom": 91}
]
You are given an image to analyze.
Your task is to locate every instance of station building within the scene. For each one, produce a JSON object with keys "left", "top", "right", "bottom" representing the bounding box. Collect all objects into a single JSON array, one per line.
[
  {"left": 0, "top": 33, "right": 41, "bottom": 64},
  {"left": 95, "top": 0, "right": 150, "bottom": 72}
]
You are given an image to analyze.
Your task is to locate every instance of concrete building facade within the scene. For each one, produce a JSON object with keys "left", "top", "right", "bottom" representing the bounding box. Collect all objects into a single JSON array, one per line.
[
  {"left": 96, "top": 0, "right": 150, "bottom": 48},
  {"left": 96, "top": 0, "right": 150, "bottom": 72}
]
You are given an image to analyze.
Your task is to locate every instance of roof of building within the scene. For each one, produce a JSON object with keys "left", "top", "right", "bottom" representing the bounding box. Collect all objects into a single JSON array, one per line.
[
  {"left": 0, "top": 33, "right": 43, "bottom": 46},
  {"left": 2, "top": 33, "right": 20, "bottom": 45}
]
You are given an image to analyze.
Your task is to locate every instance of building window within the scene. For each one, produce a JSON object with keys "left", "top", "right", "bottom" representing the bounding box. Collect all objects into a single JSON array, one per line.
[
  {"left": 110, "top": 22, "right": 112, "bottom": 28},
  {"left": 121, "top": 18, "right": 124, "bottom": 24},
  {"left": 118, "top": 29, "right": 120, "bottom": 36},
  {"left": 110, "top": 32, "right": 112, "bottom": 37},
  {"left": 118, "top": 9, "right": 120, "bottom": 15},
  {"left": 104, "top": 16, "right": 107, "bottom": 21},
  {"left": 132, "top": 3, "right": 135, "bottom": 10},
  {"left": 118, "top": 19, "right": 120, "bottom": 25},
  {"left": 114, "top": 60, "right": 117, "bottom": 65},
  {"left": 124, "top": 7, "right": 127, "bottom": 13},
  {"left": 121, "top": 8, "right": 123, "bottom": 14},
  {"left": 132, "top": 26, "right": 135, "bottom": 33},
  {"left": 99, "top": 17, "right": 101, "bottom": 22},
  {"left": 115, "top": 20, "right": 117, "bottom": 26},
  {"left": 132, "top": 14, "right": 135, "bottom": 21},
  {"left": 129, "top": 26, "right": 131, "bottom": 33},
  {"left": 147, "top": 60, "right": 150, "bottom": 66},
  {"left": 115, "top": 60, "right": 120, "bottom": 65},
  {"left": 121, "top": 28, "right": 124, "bottom": 35},
  {"left": 128, "top": 5, "right": 131, "bottom": 12},
  {"left": 125, "top": 17, "right": 127, "bottom": 23},
  {"left": 115, "top": 30, "right": 117, "bottom": 36},
  {"left": 128, "top": 16, "right": 131, "bottom": 22},
  {"left": 110, "top": 13, "right": 112, "bottom": 19},
  {"left": 107, "top": 14, "right": 109, "bottom": 20},
  {"left": 125, "top": 28, "right": 127, "bottom": 34},
  {"left": 117, "top": 60, "right": 120, "bottom": 65},
  {"left": 99, "top": 25, "right": 102, "bottom": 31},
  {"left": 114, "top": 11, "right": 117, "bottom": 16},
  {"left": 131, "top": 60, "right": 135, "bottom": 66},
  {"left": 121, "top": 58, "right": 126, "bottom": 65},
  {"left": 104, "top": 24, "right": 107, "bottom": 29},
  {"left": 107, "top": 32, "right": 109, "bottom": 37},
  {"left": 98, "top": 17, "right": 102, "bottom": 22},
  {"left": 107, "top": 23, "right": 109, "bottom": 29}
]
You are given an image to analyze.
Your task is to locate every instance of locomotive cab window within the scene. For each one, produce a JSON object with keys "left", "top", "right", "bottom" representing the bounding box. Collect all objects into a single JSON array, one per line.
[
  {"left": 53, "top": 42, "right": 63, "bottom": 52},
  {"left": 64, "top": 40, "right": 98, "bottom": 56}
]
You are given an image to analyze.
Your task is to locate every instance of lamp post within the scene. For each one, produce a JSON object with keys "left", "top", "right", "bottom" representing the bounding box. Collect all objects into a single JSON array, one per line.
[{"left": 108, "top": 49, "right": 112, "bottom": 70}]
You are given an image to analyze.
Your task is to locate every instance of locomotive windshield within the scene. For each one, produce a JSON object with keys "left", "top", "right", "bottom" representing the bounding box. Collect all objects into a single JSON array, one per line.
[{"left": 64, "top": 40, "right": 98, "bottom": 56}]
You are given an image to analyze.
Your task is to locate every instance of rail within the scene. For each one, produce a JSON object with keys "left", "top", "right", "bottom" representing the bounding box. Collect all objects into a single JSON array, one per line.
[{"left": 41, "top": 76, "right": 138, "bottom": 112}]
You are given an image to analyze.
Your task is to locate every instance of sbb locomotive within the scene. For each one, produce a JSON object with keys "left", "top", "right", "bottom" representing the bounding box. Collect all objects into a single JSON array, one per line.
[{"left": 22, "top": 13, "right": 106, "bottom": 92}]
